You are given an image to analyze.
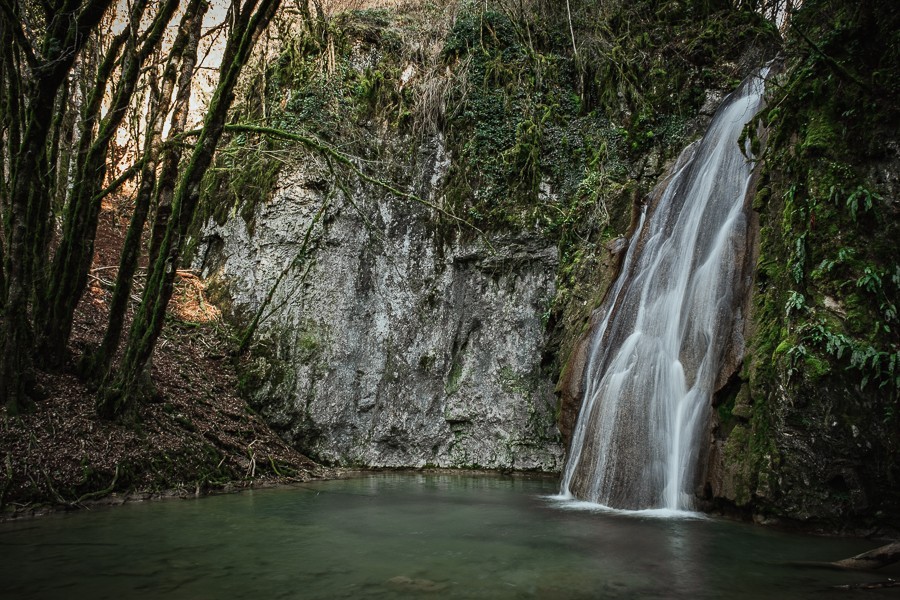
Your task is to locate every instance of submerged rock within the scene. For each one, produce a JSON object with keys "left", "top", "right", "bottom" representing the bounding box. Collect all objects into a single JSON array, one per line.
[{"left": 386, "top": 575, "right": 448, "bottom": 593}]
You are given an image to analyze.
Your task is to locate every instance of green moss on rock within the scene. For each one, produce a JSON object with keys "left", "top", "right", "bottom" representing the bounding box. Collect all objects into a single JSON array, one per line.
[{"left": 733, "top": 0, "right": 900, "bottom": 531}]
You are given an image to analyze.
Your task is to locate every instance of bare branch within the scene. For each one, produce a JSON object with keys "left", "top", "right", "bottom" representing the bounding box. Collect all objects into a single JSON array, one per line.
[{"left": 187, "top": 123, "right": 489, "bottom": 240}]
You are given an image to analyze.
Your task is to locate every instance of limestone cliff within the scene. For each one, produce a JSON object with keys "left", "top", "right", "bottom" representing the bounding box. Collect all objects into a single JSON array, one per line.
[{"left": 196, "top": 137, "right": 562, "bottom": 469}]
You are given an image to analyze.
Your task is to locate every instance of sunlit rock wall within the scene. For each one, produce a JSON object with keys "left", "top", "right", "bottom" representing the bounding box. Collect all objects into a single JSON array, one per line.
[{"left": 195, "top": 137, "right": 563, "bottom": 470}]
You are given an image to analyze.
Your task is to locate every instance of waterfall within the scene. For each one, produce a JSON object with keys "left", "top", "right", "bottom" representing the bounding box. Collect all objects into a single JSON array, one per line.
[{"left": 560, "top": 68, "right": 769, "bottom": 511}]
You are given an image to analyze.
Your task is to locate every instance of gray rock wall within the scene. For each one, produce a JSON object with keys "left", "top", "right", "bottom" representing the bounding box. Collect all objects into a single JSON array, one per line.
[{"left": 195, "top": 139, "right": 563, "bottom": 470}]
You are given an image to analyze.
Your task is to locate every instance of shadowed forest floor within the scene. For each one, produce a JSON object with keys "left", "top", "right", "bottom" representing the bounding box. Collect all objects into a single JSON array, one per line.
[{"left": 0, "top": 197, "right": 326, "bottom": 518}]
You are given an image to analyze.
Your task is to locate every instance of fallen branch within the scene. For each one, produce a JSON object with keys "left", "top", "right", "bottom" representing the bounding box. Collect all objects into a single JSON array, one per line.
[
  {"left": 790, "top": 541, "right": 900, "bottom": 572},
  {"left": 87, "top": 273, "right": 143, "bottom": 303},
  {"left": 246, "top": 440, "right": 257, "bottom": 479},
  {"left": 832, "top": 542, "right": 900, "bottom": 571}
]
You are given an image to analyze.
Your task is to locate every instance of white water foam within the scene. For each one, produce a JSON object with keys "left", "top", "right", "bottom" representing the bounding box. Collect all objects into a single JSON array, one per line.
[
  {"left": 546, "top": 493, "right": 708, "bottom": 520},
  {"left": 560, "top": 67, "right": 770, "bottom": 512}
]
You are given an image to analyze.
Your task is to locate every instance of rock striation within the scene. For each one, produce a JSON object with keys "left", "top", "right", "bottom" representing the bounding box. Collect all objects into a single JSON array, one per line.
[{"left": 195, "top": 138, "right": 563, "bottom": 470}]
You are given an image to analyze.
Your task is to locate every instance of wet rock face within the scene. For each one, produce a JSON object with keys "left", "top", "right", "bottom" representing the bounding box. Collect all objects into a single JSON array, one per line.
[{"left": 196, "top": 141, "right": 563, "bottom": 470}]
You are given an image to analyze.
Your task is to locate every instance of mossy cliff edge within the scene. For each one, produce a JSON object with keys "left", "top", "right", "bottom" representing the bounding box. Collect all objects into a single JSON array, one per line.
[
  {"left": 195, "top": 0, "right": 898, "bottom": 529},
  {"left": 703, "top": 0, "right": 899, "bottom": 534}
]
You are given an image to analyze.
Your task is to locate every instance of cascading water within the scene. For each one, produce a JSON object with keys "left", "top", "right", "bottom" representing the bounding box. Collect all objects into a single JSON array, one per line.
[{"left": 560, "top": 68, "right": 769, "bottom": 511}]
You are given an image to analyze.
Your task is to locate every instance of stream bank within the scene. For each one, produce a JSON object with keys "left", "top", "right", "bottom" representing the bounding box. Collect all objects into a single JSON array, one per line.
[{"left": 0, "top": 201, "right": 326, "bottom": 520}]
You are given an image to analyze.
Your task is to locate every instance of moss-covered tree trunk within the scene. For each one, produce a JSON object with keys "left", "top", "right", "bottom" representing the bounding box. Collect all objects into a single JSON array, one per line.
[
  {"left": 0, "top": 0, "right": 113, "bottom": 411},
  {"left": 0, "top": 23, "right": 22, "bottom": 306},
  {"left": 33, "top": 80, "right": 71, "bottom": 304},
  {"left": 148, "top": 0, "right": 207, "bottom": 267},
  {"left": 93, "top": 0, "right": 208, "bottom": 377},
  {"left": 50, "top": 73, "right": 80, "bottom": 214},
  {"left": 35, "top": 0, "right": 179, "bottom": 367},
  {"left": 98, "top": 0, "right": 283, "bottom": 418}
]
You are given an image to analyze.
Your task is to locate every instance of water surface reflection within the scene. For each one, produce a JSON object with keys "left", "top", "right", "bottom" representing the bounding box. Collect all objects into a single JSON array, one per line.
[{"left": 0, "top": 474, "right": 886, "bottom": 599}]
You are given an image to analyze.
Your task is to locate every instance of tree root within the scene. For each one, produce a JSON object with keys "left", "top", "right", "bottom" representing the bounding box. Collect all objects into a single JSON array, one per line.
[
  {"left": 42, "top": 465, "right": 121, "bottom": 508},
  {"left": 74, "top": 465, "right": 120, "bottom": 505}
]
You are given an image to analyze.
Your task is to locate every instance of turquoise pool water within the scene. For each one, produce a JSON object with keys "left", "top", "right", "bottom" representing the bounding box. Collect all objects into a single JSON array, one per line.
[{"left": 0, "top": 473, "right": 889, "bottom": 599}]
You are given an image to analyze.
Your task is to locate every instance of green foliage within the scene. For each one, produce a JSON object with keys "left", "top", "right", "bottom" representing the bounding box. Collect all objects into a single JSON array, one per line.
[
  {"left": 752, "top": 0, "right": 900, "bottom": 397},
  {"left": 785, "top": 290, "right": 806, "bottom": 316},
  {"left": 797, "top": 320, "right": 900, "bottom": 391},
  {"left": 845, "top": 185, "right": 879, "bottom": 221},
  {"left": 439, "top": 1, "right": 773, "bottom": 236},
  {"left": 743, "top": 0, "right": 900, "bottom": 523}
]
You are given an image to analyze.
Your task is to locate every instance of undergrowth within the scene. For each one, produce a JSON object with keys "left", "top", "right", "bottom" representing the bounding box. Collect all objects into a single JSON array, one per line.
[
  {"left": 740, "top": 0, "right": 900, "bottom": 525},
  {"left": 751, "top": 0, "right": 899, "bottom": 416}
]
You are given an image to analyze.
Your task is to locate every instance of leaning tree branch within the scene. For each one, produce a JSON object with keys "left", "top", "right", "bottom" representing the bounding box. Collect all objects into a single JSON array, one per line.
[
  {"left": 791, "top": 22, "right": 873, "bottom": 96},
  {"left": 91, "top": 155, "right": 148, "bottom": 204},
  {"left": 235, "top": 193, "right": 330, "bottom": 355},
  {"left": 832, "top": 541, "right": 900, "bottom": 571},
  {"left": 181, "top": 123, "right": 490, "bottom": 241}
]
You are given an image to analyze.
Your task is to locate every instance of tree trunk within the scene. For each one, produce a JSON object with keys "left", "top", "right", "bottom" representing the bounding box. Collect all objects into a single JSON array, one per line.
[
  {"left": 51, "top": 63, "right": 81, "bottom": 215},
  {"left": 30, "top": 79, "right": 71, "bottom": 307},
  {"left": 2, "top": 78, "right": 71, "bottom": 410},
  {"left": 99, "top": 0, "right": 283, "bottom": 418},
  {"left": 0, "top": 31, "right": 22, "bottom": 305},
  {"left": 36, "top": 0, "right": 179, "bottom": 367},
  {"left": 148, "top": 0, "right": 207, "bottom": 268},
  {"left": 0, "top": 0, "right": 113, "bottom": 410},
  {"left": 92, "top": 0, "right": 208, "bottom": 377}
]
